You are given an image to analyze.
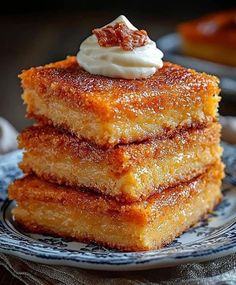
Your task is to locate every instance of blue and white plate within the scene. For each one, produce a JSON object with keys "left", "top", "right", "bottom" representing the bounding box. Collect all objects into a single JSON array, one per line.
[{"left": 0, "top": 143, "right": 236, "bottom": 271}]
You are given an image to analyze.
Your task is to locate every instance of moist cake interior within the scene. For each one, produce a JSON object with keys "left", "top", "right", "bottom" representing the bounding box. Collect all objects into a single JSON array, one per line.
[
  {"left": 9, "top": 162, "right": 224, "bottom": 251},
  {"left": 19, "top": 123, "right": 222, "bottom": 202},
  {"left": 20, "top": 56, "right": 220, "bottom": 146}
]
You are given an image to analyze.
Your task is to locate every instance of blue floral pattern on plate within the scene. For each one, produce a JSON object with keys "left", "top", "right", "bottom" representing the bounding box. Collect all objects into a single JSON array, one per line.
[{"left": 0, "top": 143, "right": 236, "bottom": 271}]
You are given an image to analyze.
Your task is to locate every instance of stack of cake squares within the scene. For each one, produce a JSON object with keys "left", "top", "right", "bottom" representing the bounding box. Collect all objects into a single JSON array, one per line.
[{"left": 9, "top": 56, "right": 224, "bottom": 251}]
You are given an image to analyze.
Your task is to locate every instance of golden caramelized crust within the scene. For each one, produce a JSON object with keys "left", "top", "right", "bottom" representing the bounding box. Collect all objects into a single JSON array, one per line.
[
  {"left": 9, "top": 161, "right": 224, "bottom": 224},
  {"left": 18, "top": 123, "right": 222, "bottom": 202},
  {"left": 9, "top": 162, "right": 224, "bottom": 251},
  {"left": 20, "top": 57, "right": 220, "bottom": 113},
  {"left": 19, "top": 57, "right": 220, "bottom": 146},
  {"left": 18, "top": 122, "right": 221, "bottom": 168}
]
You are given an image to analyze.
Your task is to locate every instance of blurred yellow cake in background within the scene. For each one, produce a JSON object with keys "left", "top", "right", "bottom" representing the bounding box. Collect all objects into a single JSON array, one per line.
[{"left": 178, "top": 10, "right": 236, "bottom": 66}]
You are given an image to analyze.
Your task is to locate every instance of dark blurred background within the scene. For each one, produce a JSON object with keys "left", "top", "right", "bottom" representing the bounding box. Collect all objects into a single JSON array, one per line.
[{"left": 1, "top": 0, "right": 236, "bottom": 131}]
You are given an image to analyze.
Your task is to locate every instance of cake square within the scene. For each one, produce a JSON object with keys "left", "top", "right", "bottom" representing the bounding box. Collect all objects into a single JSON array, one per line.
[
  {"left": 9, "top": 162, "right": 224, "bottom": 251},
  {"left": 18, "top": 123, "right": 222, "bottom": 202},
  {"left": 20, "top": 56, "right": 220, "bottom": 147}
]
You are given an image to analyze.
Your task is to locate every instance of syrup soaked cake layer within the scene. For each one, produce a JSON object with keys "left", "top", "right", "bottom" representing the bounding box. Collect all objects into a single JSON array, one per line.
[
  {"left": 18, "top": 122, "right": 222, "bottom": 202},
  {"left": 20, "top": 57, "right": 220, "bottom": 147},
  {"left": 9, "top": 162, "right": 224, "bottom": 251}
]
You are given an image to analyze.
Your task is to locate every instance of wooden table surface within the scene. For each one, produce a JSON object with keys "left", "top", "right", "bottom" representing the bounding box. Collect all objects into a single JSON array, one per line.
[{"left": 1, "top": 10, "right": 236, "bottom": 285}]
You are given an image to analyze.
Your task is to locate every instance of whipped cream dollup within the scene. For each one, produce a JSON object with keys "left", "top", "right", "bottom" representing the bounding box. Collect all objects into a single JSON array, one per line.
[{"left": 76, "top": 15, "right": 164, "bottom": 79}]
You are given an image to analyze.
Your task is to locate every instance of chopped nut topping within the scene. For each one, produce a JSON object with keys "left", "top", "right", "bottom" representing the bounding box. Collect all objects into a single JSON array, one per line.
[{"left": 92, "top": 22, "right": 149, "bottom": 51}]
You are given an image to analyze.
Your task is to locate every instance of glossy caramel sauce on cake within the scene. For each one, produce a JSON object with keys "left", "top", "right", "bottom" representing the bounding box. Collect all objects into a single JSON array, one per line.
[
  {"left": 18, "top": 121, "right": 221, "bottom": 202},
  {"left": 19, "top": 122, "right": 220, "bottom": 170},
  {"left": 20, "top": 56, "right": 220, "bottom": 121},
  {"left": 9, "top": 161, "right": 224, "bottom": 225}
]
